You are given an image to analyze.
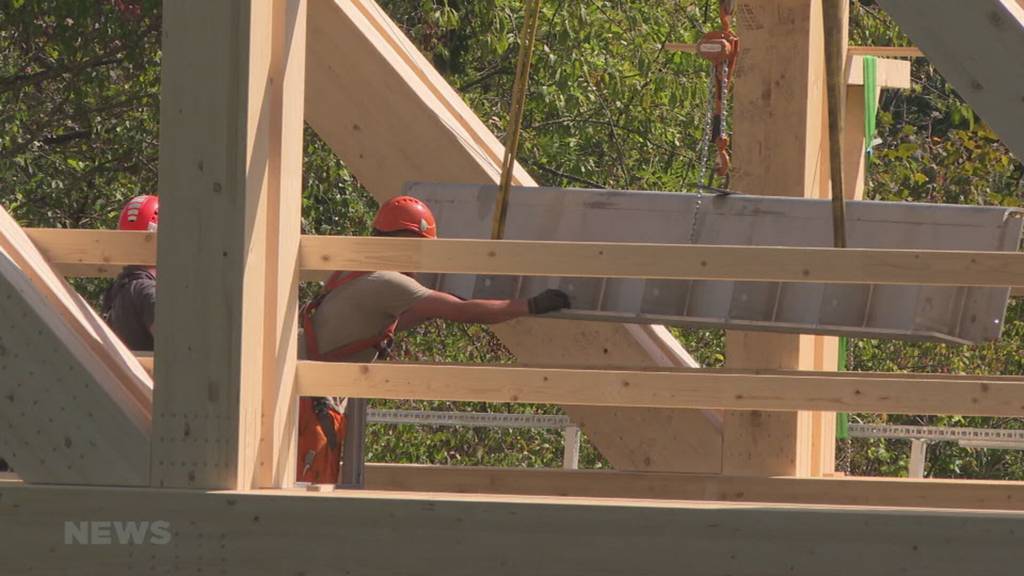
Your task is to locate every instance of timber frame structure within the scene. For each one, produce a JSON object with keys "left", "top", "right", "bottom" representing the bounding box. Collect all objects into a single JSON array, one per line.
[{"left": 2, "top": 0, "right": 1024, "bottom": 574}]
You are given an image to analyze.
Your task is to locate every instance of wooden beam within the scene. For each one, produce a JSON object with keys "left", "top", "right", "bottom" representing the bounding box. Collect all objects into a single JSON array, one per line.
[
  {"left": 19, "top": 459, "right": 1024, "bottom": 514},
  {"left": 153, "top": 0, "right": 279, "bottom": 490},
  {"left": 26, "top": 229, "right": 155, "bottom": 278},
  {"left": 847, "top": 55, "right": 911, "bottom": 89},
  {"left": 1, "top": 482, "right": 1021, "bottom": 574},
  {"left": 667, "top": 43, "right": 925, "bottom": 59},
  {"left": 305, "top": 0, "right": 723, "bottom": 474},
  {"left": 809, "top": 334, "right": 839, "bottom": 476},
  {"left": 0, "top": 245, "right": 150, "bottom": 486},
  {"left": 22, "top": 228, "right": 334, "bottom": 282},
  {"left": 846, "top": 45, "right": 924, "bottom": 58},
  {"left": 256, "top": 0, "right": 306, "bottom": 489},
  {"left": 131, "top": 352, "right": 1024, "bottom": 384},
  {"left": 26, "top": 229, "right": 1024, "bottom": 287},
  {"left": 876, "top": 0, "right": 1024, "bottom": 160},
  {"left": 29, "top": 230, "right": 1024, "bottom": 287},
  {"left": 725, "top": 0, "right": 836, "bottom": 477},
  {"left": 296, "top": 362, "right": 1024, "bottom": 417},
  {"left": 364, "top": 464, "right": 1024, "bottom": 512},
  {"left": 300, "top": 236, "right": 1024, "bottom": 287},
  {"left": 0, "top": 217, "right": 152, "bottom": 417}
]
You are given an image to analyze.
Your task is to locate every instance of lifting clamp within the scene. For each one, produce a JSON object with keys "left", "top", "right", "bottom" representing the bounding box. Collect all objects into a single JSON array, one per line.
[{"left": 696, "top": 0, "right": 740, "bottom": 178}]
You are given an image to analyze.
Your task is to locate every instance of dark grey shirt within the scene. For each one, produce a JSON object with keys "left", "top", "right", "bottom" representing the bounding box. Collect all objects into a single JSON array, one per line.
[{"left": 102, "top": 266, "right": 156, "bottom": 352}]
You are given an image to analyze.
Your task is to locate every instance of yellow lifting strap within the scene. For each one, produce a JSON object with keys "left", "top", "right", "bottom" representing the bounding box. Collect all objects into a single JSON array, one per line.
[{"left": 491, "top": 0, "right": 543, "bottom": 240}]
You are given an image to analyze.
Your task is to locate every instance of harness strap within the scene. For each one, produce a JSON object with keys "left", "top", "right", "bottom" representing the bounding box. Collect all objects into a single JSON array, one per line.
[
  {"left": 301, "top": 270, "right": 398, "bottom": 362},
  {"left": 312, "top": 397, "right": 340, "bottom": 451}
]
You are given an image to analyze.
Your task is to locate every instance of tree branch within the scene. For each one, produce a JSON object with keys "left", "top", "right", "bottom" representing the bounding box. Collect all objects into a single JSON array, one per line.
[
  {"left": 525, "top": 160, "right": 606, "bottom": 189},
  {"left": 0, "top": 55, "right": 125, "bottom": 95}
]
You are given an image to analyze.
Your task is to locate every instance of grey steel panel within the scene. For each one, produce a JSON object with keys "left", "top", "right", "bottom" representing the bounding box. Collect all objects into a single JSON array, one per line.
[{"left": 405, "top": 183, "right": 1024, "bottom": 344}]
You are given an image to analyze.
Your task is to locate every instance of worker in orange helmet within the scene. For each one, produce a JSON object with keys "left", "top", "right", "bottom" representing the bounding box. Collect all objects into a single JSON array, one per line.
[
  {"left": 297, "top": 195, "right": 570, "bottom": 485},
  {"left": 101, "top": 195, "right": 159, "bottom": 351}
]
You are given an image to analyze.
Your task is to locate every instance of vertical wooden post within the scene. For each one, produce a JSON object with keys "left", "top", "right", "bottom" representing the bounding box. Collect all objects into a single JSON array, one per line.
[
  {"left": 723, "top": 0, "right": 844, "bottom": 476},
  {"left": 843, "top": 83, "right": 880, "bottom": 202},
  {"left": 153, "top": 0, "right": 300, "bottom": 490},
  {"left": 809, "top": 335, "right": 839, "bottom": 475},
  {"left": 258, "top": 0, "right": 306, "bottom": 489}
]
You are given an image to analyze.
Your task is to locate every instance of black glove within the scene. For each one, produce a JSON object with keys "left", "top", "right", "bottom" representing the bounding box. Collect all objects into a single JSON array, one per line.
[{"left": 528, "top": 289, "right": 571, "bottom": 315}]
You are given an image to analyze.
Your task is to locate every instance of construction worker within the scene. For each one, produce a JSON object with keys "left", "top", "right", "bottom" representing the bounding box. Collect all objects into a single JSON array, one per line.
[
  {"left": 101, "top": 195, "right": 158, "bottom": 352},
  {"left": 297, "top": 195, "right": 570, "bottom": 484}
]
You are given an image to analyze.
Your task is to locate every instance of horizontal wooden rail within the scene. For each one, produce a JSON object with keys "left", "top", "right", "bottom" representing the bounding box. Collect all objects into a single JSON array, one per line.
[
  {"left": 137, "top": 353, "right": 1024, "bottom": 385},
  {"left": 2, "top": 482, "right": 1021, "bottom": 574},
  {"left": 847, "top": 54, "right": 910, "bottom": 89},
  {"left": 666, "top": 43, "right": 925, "bottom": 58},
  {"left": 25, "top": 228, "right": 332, "bottom": 281},
  {"left": 295, "top": 362, "right": 1024, "bottom": 417},
  {"left": 5, "top": 449, "right": 1022, "bottom": 512},
  {"left": 301, "top": 236, "right": 1024, "bottom": 287},
  {"left": 365, "top": 464, "right": 1024, "bottom": 512},
  {"left": 26, "top": 228, "right": 1024, "bottom": 287},
  {"left": 846, "top": 46, "right": 925, "bottom": 58},
  {"left": 27, "top": 229, "right": 155, "bottom": 278}
]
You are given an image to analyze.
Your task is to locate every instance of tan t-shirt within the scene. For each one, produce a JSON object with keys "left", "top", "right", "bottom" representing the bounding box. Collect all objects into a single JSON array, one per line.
[{"left": 301, "top": 271, "right": 431, "bottom": 362}]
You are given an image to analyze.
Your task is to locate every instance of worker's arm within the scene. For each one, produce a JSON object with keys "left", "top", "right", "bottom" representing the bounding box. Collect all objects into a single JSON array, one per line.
[{"left": 397, "top": 289, "right": 569, "bottom": 331}]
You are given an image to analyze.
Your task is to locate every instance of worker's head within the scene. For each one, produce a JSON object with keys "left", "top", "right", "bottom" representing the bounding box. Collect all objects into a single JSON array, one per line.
[
  {"left": 118, "top": 195, "right": 159, "bottom": 232},
  {"left": 372, "top": 196, "right": 437, "bottom": 239}
]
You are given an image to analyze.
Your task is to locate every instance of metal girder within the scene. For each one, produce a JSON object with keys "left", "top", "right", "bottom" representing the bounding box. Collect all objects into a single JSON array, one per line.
[{"left": 407, "top": 183, "right": 1023, "bottom": 344}]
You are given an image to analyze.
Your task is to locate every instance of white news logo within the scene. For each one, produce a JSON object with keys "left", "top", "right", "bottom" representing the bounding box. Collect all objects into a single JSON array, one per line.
[{"left": 64, "top": 521, "right": 172, "bottom": 545}]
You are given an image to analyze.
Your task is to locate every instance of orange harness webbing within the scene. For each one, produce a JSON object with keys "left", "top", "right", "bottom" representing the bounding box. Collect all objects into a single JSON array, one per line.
[
  {"left": 301, "top": 271, "right": 398, "bottom": 362},
  {"left": 298, "top": 271, "right": 399, "bottom": 483}
]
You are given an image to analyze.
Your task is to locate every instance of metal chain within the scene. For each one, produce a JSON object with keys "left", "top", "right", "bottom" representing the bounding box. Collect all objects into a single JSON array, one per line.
[
  {"left": 688, "top": 67, "right": 718, "bottom": 244},
  {"left": 720, "top": 60, "right": 731, "bottom": 153},
  {"left": 695, "top": 68, "right": 716, "bottom": 188}
]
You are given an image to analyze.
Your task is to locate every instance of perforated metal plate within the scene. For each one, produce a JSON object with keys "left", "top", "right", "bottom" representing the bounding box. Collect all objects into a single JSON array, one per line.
[{"left": 406, "top": 183, "right": 1023, "bottom": 344}]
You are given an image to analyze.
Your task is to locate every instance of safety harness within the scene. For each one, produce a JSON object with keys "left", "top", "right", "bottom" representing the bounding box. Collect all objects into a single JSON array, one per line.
[
  {"left": 298, "top": 271, "right": 397, "bottom": 481},
  {"left": 301, "top": 271, "right": 397, "bottom": 362}
]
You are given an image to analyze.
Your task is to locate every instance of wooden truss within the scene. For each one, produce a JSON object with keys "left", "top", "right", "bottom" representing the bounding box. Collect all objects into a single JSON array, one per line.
[{"left": 2, "top": 0, "right": 1024, "bottom": 573}]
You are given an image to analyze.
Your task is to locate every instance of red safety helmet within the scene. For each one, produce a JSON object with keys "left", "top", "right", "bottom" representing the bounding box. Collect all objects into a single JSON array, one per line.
[
  {"left": 372, "top": 196, "right": 437, "bottom": 239},
  {"left": 118, "top": 195, "right": 159, "bottom": 232}
]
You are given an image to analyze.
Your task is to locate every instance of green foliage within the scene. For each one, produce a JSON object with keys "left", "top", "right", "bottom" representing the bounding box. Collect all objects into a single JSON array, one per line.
[
  {"left": 302, "top": 127, "right": 378, "bottom": 237},
  {"left": 382, "top": 0, "right": 719, "bottom": 190},
  {"left": 3, "top": 1, "right": 1023, "bottom": 477},
  {"left": 672, "top": 326, "right": 725, "bottom": 367},
  {"left": 0, "top": 0, "right": 161, "bottom": 229}
]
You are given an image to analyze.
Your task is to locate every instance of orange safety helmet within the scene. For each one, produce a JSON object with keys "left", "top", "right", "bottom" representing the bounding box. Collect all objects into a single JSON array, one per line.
[
  {"left": 372, "top": 196, "right": 437, "bottom": 238},
  {"left": 118, "top": 195, "right": 159, "bottom": 232}
]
